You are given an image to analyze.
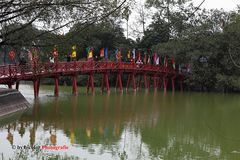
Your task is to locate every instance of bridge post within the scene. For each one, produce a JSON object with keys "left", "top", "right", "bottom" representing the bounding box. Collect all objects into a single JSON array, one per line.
[
  {"left": 180, "top": 80, "right": 183, "bottom": 92},
  {"left": 8, "top": 83, "right": 12, "bottom": 89},
  {"left": 126, "top": 73, "right": 136, "bottom": 92},
  {"left": 148, "top": 77, "right": 151, "bottom": 89},
  {"left": 115, "top": 72, "right": 123, "bottom": 92},
  {"left": 137, "top": 75, "right": 141, "bottom": 91},
  {"left": 54, "top": 77, "right": 59, "bottom": 97},
  {"left": 171, "top": 78, "right": 175, "bottom": 92},
  {"left": 101, "top": 72, "right": 110, "bottom": 93},
  {"left": 157, "top": 77, "right": 161, "bottom": 89},
  {"left": 163, "top": 77, "right": 168, "bottom": 93},
  {"left": 87, "top": 73, "right": 94, "bottom": 94},
  {"left": 72, "top": 75, "right": 78, "bottom": 95},
  {"left": 143, "top": 73, "right": 148, "bottom": 90},
  {"left": 132, "top": 73, "right": 136, "bottom": 92},
  {"left": 33, "top": 79, "right": 40, "bottom": 98},
  {"left": 153, "top": 74, "right": 157, "bottom": 90},
  {"left": 16, "top": 81, "right": 19, "bottom": 90}
]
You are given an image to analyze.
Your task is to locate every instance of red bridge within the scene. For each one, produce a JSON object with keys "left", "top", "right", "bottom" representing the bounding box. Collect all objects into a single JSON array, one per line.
[{"left": 0, "top": 61, "right": 184, "bottom": 98}]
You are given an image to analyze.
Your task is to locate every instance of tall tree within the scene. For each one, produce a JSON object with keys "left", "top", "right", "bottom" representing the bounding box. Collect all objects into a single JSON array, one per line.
[{"left": 0, "top": 0, "right": 130, "bottom": 47}]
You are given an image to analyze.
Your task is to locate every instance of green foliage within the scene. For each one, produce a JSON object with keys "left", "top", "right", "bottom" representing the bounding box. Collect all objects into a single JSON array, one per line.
[{"left": 139, "top": 3, "right": 240, "bottom": 92}]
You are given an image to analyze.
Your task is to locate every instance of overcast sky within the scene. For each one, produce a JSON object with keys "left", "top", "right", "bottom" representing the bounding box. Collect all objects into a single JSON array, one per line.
[{"left": 192, "top": 0, "right": 240, "bottom": 11}]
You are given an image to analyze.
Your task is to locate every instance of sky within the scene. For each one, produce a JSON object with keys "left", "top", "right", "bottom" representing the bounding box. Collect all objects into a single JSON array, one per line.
[
  {"left": 126, "top": 0, "right": 240, "bottom": 39},
  {"left": 192, "top": 0, "right": 240, "bottom": 11}
]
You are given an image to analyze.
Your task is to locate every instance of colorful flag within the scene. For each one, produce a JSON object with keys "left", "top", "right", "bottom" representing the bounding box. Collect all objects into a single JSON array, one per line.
[
  {"left": 8, "top": 50, "right": 15, "bottom": 61},
  {"left": 104, "top": 48, "right": 108, "bottom": 60},
  {"left": 100, "top": 48, "right": 104, "bottom": 58},
  {"left": 127, "top": 49, "right": 131, "bottom": 59},
  {"left": 132, "top": 49, "right": 136, "bottom": 59},
  {"left": 72, "top": 45, "right": 77, "bottom": 59},
  {"left": 172, "top": 57, "right": 175, "bottom": 69},
  {"left": 115, "top": 49, "right": 118, "bottom": 61},
  {"left": 88, "top": 47, "right": 93, "bottom": 59},
  {"left": 164, "top": 56, "right": 168, "bottom": 67},
  {"left": 137, "top": 52, "right": 141, "bottom": 60}
]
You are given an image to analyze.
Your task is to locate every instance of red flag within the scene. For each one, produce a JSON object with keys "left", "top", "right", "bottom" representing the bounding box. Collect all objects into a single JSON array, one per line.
[{"left": 100, "top": 48, "right": 104, "bottom": 58}]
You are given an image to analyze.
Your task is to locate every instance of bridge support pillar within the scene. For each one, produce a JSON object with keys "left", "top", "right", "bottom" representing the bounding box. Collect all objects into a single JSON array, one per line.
[
  {"left": 115, "top": 72, "right": 123, "bottom": 92},
  {"left": 72, "top": 75, "right": 78, "bottom": 95},
  {"left": 54, "top": 77, "right": 59, "bottom": 97},
  {"left": 143, "top": 74, "right": 148, "bottom": 90},
  {"left": 16, "top": 81, "right": 19, "bottom": 90},
  {"left": 137, "top": 75, "right": 141, "bottom": 91},
  {"left": 8, "top": 83, "right": 12, "bottom": 89},
  {"left": 126, "top": 73, "right": 136, "bottom": 92},
  {"left": 101, "top": 72, "right": 110, "bottom": 93},
  {"left": 157, "top": 78, "right": 161, "bottom": 89},
  {"left": 171, "top": 78, "right": 175, "bottom": 92},
  {"left": 180, "top": 80, "right": 183, "bottom": 92},
  {"left": 87, "top": 73, "right": 94, "bottom": 94},
  {"left": 163, "top": 77, "right": 168, "bottom": 94},
  {"left": 153, "top": 74, "right": 158, "bottom": 90},
  {"left": 33, "top": 79, "right": 40, "bottom": 98}
]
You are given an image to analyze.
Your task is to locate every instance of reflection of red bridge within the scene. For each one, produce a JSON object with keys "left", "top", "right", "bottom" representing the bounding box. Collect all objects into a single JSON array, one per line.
[{"left": 0, "top": 61, "right": 184, "bottom": 98}]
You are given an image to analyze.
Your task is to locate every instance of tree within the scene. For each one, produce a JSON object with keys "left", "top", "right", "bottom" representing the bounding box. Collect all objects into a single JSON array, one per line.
[{"left": 0, "top": 0, "right": 130, "bottom": 47}]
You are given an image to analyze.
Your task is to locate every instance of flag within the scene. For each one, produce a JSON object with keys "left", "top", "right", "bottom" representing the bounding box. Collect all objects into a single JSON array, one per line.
[
  {"left": 115, "top": 49, "right": 118, "bottom": 60},
  {"left": 88, "top": 47, "right": 93, "bottom": 59},
  {"left": 86, "top": 47, "right": 90, "bottom": 55},
  {"left": 172, "top": 57, "right": 175, "bottom": 69},
  {"left": 164, "top": 56, "right": 168, "bottom": 67},
  {"left": 72, "top": 45, "right": 77, "bottom": 58},
  {"left": 132, "top": 49, "right": 136, "bottom": 59},
  {"left": 137, "top": 52, "right": 141, "bottom": 60},
  {"left": 8, "top": 50, "right": 15, "bottom": 61},
  {"left": 104, "top": 48, "right": 108, "bottom": 60},
  {"left": 127, "top": 50, "right": 131, "bottom": 59},
  {"left": 100, "top": 48, "right": 104, "bottom": 58}
]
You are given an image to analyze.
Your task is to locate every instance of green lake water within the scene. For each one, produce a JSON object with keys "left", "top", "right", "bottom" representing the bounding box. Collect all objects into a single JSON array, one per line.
[{"left": 0, "top": 85, "right": 240, "bottom": 160}]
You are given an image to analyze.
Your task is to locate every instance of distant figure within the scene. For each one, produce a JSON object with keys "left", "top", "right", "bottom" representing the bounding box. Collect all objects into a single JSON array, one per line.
[
  {"left": 52, "top": 46, "right": 58, "bottom": 63},
  {"left": 19, "top": 52, "right": 26, "bottom": 65}
]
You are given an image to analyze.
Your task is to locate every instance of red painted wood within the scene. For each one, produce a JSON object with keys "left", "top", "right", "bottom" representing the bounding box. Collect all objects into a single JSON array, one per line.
[
  {"left": 72, "top": 75, "right": 78, "bottom": 95},
  {"left": 54, "top": 77, "right": 59, "bottom": 97},
  {"left": 0, "top": 61, "right": 184, "bottom": 98}
]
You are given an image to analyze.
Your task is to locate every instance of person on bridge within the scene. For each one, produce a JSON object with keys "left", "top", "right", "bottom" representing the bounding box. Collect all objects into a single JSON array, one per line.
[
  {"left": 71, "top": 45, "right": 77, "bottom": 61},
  {"left": 52, "top": 46, "right": 58, "bottom": 63},
  {"left": 132, "top": 49, "right": 136, "bottom": 63}
]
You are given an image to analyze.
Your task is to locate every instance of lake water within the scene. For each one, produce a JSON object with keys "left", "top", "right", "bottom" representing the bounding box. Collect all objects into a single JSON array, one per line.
[{"left": 0, "top": 85, "right": 240, "bottom": 160}]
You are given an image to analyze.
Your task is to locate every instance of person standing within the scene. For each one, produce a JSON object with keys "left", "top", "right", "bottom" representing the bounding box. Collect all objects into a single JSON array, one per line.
[{"left": 52, "top": 46, "right": 58, "bottom": 63}]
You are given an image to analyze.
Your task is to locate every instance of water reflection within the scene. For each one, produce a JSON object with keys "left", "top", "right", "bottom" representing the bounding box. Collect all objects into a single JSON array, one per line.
[{"left": 0, "top": 88, "right": 240, "bottom": 159}]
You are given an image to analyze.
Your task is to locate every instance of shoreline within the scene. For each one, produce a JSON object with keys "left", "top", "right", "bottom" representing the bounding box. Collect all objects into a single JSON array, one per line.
[{"left": 0, "top": 89, "right": 30, "bottom": 117}]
